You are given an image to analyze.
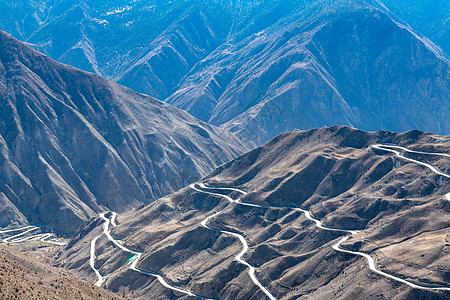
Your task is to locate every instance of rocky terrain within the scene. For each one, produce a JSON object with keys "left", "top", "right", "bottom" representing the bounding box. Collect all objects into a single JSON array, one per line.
[
  {"left": 0, "top": 30, "right": 249, "bottom": 234},
  {"left": 0, "top": 0, "right": 449, "bottom": 145},
  {"left": 1, "top": 0, "right": 449, "bottom": 299},
  {"left": 0, "top": 245, "right": 123, "bottom": 299},
  {"left": 58, "top": 126, "right": 450, "bottom": 299}
]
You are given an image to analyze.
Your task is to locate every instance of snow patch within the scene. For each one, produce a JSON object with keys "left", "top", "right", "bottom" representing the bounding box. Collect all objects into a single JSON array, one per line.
[
  {"left": 93, "top": 18, "right": 109, "bottom": 25},
  {"left": 106, "top": 6, "right": 132, "bottom": 16}
]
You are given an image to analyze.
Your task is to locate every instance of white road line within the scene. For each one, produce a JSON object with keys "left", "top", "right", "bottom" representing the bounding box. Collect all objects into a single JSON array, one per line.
[
  {"left": 194, "top": 177, "right": 450, "bottom": 293},
  {"left": 199, "top": 183, "right": 248, "bottom": 195},
  {"left": 0, "top": 226, "right": 67, "bottom": 246},
  {"left": 90, "top": 213, "right": 112, "bottom": 286},
  {"left": 0, "top": 226, "right": 35, "bottom": 234},
  {"left": 199, "top": 209, "right": 276, "bottom": 300},
  {"left": 110, "top": 213, "right": 118, "bottom": 227},
  {"left": 89, "top": 143, "right": 450, "bottom": 296},
  {"left": 90, "top": 232, "right": 105, "bottom": 286},
  {"left": 333, "top": 236, "right": 450, "bottom": 291},
  {"left": 2, "top": 227, "right": 39, "bottom": 243},
  {"left": 191, "top": 184, "right": 237, "bottom": 203},
  {"left": 193, "top": 183, "right": 276, "bottom": 300},
  {"left": 39, "top": 234, "right": 67, "bottom": 246},
  {"left": 7, "top": 233, "right": 48, "bottom": 243},
  {"left": 198, "top": 185, "right": 356, "bottom": 234},
  {"left": 376, "top": 145, "right": 450, "bottom": 158},
  {"left": 372, "top": 144, "right": 450, "bottom": 202},
  {"left": 91, "top": 212, "right": 213, "bottom": 299},
  {"left": 299, "top": 209, "right": 358, "bottom": 235},
  {"left": 99, "top": 213, "right": 139, "bottom": 255},
  {"left": 372, "top": 145, "right": 450, "bottom": 179}
]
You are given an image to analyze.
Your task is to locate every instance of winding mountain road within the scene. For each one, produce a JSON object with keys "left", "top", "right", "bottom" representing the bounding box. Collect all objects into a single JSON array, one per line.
[
  {"left": 192, "top": 183, "right": 358, "bottom": 299},
  {"left": 333, "top": 236, "right": 450, "bottom": 291},
  {"left": 374, "top": 144, "right": 450, "bottom": 158},
  {"left": 192, "top": 184, "right": 276, "bottom": 300},
  {"left": 372, "top": 144, "right": 450, "bottom": 180},
  {"left": 88, "top": 143, "right": 450, "bottom": 298},
  {"left": 373, "top": 144, "right": 450, "bottom": 202},
  {"left": 193, "top": 142, "right": 450, "bottom": 296},
  {"left": 89, "top": 212, "right": 213, "bottom": 298},
  {"left": 0, "top": 226, "right": 66, "bottom": 246},
  {"left": 332, "top": 143, "right": 450, "bottom": 292}
]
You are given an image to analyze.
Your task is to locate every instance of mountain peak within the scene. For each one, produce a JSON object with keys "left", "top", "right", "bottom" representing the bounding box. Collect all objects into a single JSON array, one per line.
[{"left": 0, "top": 33, "right": 250, "bottom": 233}]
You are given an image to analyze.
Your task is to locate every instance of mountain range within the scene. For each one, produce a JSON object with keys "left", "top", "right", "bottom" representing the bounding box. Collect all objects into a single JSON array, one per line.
[
  {"left": 58, "top": 126, "right": 450, "bottom": 299},
  {"left": 0, "top": 1, "right": 449, "bottom": 299},
  {"left": 0, "top": 30, "right": 249, "bottom": 234},
  {"left": 0, "top": 0, "right": 449, "bottom": 145},
  {"left": 377, "top": 0, "right": 449, "bottom": 58}
]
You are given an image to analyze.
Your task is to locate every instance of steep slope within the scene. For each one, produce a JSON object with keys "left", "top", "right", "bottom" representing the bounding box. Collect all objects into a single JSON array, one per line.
[
  {"left": 59, "top": 126, "right": 450, "bottom": 299},
  {"left": 0, "top": 0, "right": 234, "bottom": 88},
  {"left": 0, "top": 30, "right": 249, "bottom": 234},
  {"left": 168, "top": 1, "right": 450, "bottom": 145},
  {"left": 377, "top": 0, "right": 449, "bottom": 58},
  {"left": 0, "top": 245, "right": 124, "bottom": 300},
  {"left": 116, "top": 11, "right": 221, "bottom": 100},
  {"left": 1, "top": 0, "right": 449, "bottom": 145}
]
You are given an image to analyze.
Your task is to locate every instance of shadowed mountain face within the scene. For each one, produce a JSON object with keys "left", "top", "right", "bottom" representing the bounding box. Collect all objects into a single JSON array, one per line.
[
  {"left": 59, "top": 126, "right": 450, "bottom": 299},
  {"left": 0, "top": 0, "right": 234, "bottom": 93},
  {"left": 377, "top": 0, "right": 450, "bottom": 58},
  {"left": 167, "top": 3, "right": 450, "bottom": 145},
  {"left": 1, "top": 0, "right": 449, "bottom": 145},
  {"left": 0, "top": 31, "right": 249, "bottom": 234}
]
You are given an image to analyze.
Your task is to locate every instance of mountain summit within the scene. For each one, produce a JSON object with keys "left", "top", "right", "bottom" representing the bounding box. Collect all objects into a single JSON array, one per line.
[
  {"left": 1, "top": 0, "right": 449, "bottom": 145},
  {"left": 59, "top": 126, "right": 450, "bottom": 299},
  {"left": 0, "top": 30, "right": 249, "bottom": 234}
]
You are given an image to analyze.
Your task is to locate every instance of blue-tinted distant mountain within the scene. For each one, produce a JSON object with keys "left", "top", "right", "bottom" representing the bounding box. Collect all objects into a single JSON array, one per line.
[
  {"left": 376, "top": 0, "right": 449, "bottom": 58},
  {"left": 0, "top": 0, "right": 235, "bottom": 94},
  {"left": 0, "top": 31, "right": 249, "bottom": 234},
  {"left": 167, "top": 0, "right": 450, "bottom": 144},
  {"left": 1, "top": 0, "right": 449, "bottom": 145}
]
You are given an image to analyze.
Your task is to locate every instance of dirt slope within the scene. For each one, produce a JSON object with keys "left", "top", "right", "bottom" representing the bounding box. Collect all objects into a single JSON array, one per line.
[{"left": 0, "top": 245, "right": 124, "bottom": 299}]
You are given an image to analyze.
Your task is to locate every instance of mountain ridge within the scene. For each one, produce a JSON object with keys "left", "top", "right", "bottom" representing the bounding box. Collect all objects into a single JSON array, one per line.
[
  {"left": 58, "top": 126, "right": 450, "bottom": 299},
  {"left": 0, "top": 30, "right": 250, "bottom": 234},
  {"left": 1, "top": 0, "right": 449, "bottom": 145}
]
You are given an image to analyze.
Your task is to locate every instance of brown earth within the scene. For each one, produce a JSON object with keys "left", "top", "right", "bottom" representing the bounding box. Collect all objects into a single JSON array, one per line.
[
  {"left": 0, "top": 245, "right": 124, "bottom": 300},
  {"left": 58, "top": 126, "right": 450, "bottom": 299}
]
